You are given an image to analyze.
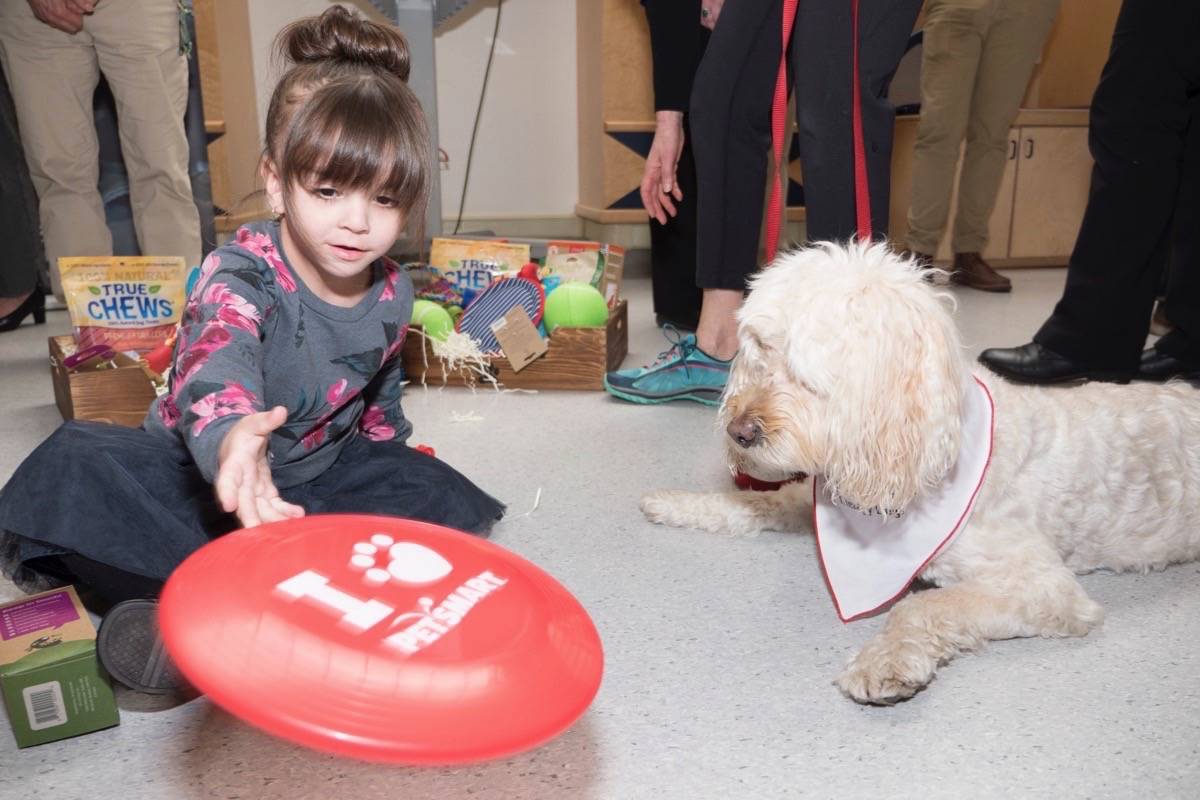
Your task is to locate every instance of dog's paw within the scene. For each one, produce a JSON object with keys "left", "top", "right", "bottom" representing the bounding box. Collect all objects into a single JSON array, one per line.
[
  {"left": 835, "top": 638, "right": 937, "bottom": 705},
  {"left": 640, "top": 490, "right": 704, "bottom": 529},
  {"left": 1038, "top": 592, "right": 1105, "bottom": 638}
]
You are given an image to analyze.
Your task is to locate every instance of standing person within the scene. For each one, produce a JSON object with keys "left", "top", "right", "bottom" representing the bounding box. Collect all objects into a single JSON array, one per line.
[
  {"left": 901, "top": 0, "right": 1061, "bottom": 292},
  {"left": 979, "top": 0, "right": 1200, "bottom": 384},
  {"left": 639, "top": 0, "right": 706, "bottom": 332},
  {"left": 1144, "top": 94, "right": 1200, "bottom": 368},
  {"left": 0, "top": 6, "right": 504, "bottom": 692},
  {"left": 0, "top": 0, "right": 202, "bottom": 300},
  {"left": 0, "top": 57, "right": 46, "bottom": 332},
  {"left": 606, "top": 0, "right": 923, "bottom": 406}
]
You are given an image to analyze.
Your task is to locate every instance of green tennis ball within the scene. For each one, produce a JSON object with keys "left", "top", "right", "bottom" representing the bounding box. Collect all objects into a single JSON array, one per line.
[
  {"left": 446, "top": 305, "right": 463, "bottom": 321},
  {"left": 411, "top": 299, "right": 454, "bottom": 341},
  {"left": 543, "top": 282, "right": 609, "bottom": 334}
]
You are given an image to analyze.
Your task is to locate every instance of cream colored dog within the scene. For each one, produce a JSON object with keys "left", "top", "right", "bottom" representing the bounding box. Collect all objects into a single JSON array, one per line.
[{"left": 641, "top": 241, "right": 1200, "bottom": 704}]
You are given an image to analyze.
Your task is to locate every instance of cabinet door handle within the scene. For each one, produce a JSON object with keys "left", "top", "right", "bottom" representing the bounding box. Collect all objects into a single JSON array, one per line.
[
  {"left": 1009, "top": 139, "right": 1017, "bottom": 160},
  {"left": 1024, "top": 138, "right": 1034, "bottom": 159}
]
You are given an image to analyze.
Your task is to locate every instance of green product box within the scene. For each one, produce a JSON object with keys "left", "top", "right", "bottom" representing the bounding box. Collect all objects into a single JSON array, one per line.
[{"left": 0, "top": 586, "right": 120, "bottom": 747}]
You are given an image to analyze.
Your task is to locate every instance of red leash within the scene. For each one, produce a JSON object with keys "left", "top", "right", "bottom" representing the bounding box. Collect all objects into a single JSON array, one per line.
[
  {"left": 746, "top": 0, "right": 871, "bottom": 492},
  {"left": 849, "top": 0, "right": 872, "bottom": 239},
  {"left": 763, "top": 0, "right": 800, "bottom": 263},
  {"left": 764, "top": 0, "right": 872, "bottom": 264}
]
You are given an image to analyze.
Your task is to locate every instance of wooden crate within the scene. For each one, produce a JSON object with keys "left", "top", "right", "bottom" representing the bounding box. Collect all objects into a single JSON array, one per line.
[
  {"left": 401, "top": 300, "right": 629, "bottom": 391},
  {"left": 48, "top": 336, "right": 158, "bottom": 427}
]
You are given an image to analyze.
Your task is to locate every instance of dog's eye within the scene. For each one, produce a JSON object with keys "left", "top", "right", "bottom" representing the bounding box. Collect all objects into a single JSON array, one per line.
[{"left": 743, "top": 331, "right": 768, "bottom": 354}]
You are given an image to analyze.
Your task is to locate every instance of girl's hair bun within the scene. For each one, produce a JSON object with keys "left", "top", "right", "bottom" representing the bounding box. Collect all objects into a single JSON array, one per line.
[{"left": 279, "top": 4, "right": 410, "bottom": 83}]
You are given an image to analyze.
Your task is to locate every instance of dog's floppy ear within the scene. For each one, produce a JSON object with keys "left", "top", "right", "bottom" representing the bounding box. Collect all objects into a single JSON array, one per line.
[{"left": 810, "top": 246, "right": 966, "bottom": 513}]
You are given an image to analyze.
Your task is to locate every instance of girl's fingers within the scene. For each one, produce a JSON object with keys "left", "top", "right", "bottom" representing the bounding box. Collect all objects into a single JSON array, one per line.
[
  {"left": 215, "top": 463, "right": 243, "bottom": 512},
  {"left": 269, "top": 496, "right": 306, "bottom": 519},
  {"left": 254, "top": 495, "right": 287, "bottom": 524},
  {"left": 255, "top": 471, "right": 279, "bottom": 500},
  {"left": 238, "top": 481, "right": 261, "bottom": 527},
  {"left": 243, "top": 405, "right": 289, "bottom": 436}
]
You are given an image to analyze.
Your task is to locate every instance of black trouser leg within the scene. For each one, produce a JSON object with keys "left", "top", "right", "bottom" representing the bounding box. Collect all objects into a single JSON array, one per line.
[
  {"left": 792, "top": 0, "right": 923, "bottom": 242},
  {"left": 58, "top": 554, "right": 163, "bottom": 609},
  {"left": 649, "top": 116, "right": 703, "bottom": 329},
  {"left": 1158, "top": 98, "right": 1200, "bottom": 362},
  {"left": 691, "top": 0, "right": 783, "bottom": 290},
  {"left": 1035, "top": 0, "right": 1200, "bottom": 369}
]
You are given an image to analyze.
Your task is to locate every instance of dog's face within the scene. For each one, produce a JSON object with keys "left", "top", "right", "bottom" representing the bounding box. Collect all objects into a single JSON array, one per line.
[{"left": 720, "top": 242, "right": 967, "bottom": 514}]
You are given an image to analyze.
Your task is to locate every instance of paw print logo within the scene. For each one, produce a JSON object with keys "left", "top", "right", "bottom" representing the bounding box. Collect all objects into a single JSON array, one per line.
[{"left": 349, "top": 533, "right": 453, "bottom": 587}]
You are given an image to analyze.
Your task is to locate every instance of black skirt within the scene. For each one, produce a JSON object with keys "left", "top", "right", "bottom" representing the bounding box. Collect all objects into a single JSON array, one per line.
[{"left": 0, "top": 421, "right": 505, "bottom": 599}]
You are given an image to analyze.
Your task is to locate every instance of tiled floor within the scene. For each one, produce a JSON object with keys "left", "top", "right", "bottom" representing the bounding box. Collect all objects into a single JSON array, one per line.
[{"left": 1, "top": 266, "right": 1197, "bottom": 800}]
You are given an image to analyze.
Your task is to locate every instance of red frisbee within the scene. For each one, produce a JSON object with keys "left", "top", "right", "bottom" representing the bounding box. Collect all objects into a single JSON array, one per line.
[{"left": 158, "top": 515, "right": 603, "bottom": 764}]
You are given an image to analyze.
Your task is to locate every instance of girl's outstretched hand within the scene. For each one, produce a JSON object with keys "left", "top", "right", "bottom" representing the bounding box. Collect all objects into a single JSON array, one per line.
[{"left": 215, "top": 406, "right": 306, "bottom": 528}]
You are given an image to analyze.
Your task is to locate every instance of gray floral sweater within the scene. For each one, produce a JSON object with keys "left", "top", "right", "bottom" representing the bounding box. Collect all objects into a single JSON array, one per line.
[{"left": 144, "top": 222, "right": 414, "bottom": 488}]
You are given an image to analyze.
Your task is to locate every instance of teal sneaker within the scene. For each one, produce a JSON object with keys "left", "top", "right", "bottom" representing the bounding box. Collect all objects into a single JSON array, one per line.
[{"left": 604, "top": 328, "right": 731, "bottom": 406}]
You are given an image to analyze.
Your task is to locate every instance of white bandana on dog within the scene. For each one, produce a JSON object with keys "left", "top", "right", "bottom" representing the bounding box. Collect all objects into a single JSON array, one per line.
[{"left": 813, "top": 376, "right": 995, "bottom": 622}]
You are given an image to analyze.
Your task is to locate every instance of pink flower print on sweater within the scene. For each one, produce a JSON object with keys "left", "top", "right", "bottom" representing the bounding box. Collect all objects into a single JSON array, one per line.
[
  {"left": 202, "top": 282, "right": 262, "bottom": 334},
  {"left": 235, "top": 227, "right": 297, "bottom": 293},
  {"left": 157, "top": 395, "right": 182, "bottom": 429},
  {"left": 193, "top": 252, "right": 221, "bottom": 295},
  {"left": 359, "top": 405, "right": 395, "bottom": 441},
  {"left": 300, "top": 378, "right": 361, "bottom": 450},
  {"left": 383, "top": 324, "right": 410, "bottom": 362},
  {"left": 191, "top": 382, "right": 259, "bottom": 436},
  {"left": 301, "top": 426, "right": 326, "bottom": 450},
  {"left": 380, "top": 259, "right": 401, "bottom": 302},
  {"left": 326, "top": 378, "right": 351, "bottom": 406},
  {"left": 174, "top": 324, "right": 233, "bottom": 386}
]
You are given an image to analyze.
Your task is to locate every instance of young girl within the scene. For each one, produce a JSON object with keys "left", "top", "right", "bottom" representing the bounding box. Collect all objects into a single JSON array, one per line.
[{"left": 0, "top": 7, "right": 504, "bottom": 692}]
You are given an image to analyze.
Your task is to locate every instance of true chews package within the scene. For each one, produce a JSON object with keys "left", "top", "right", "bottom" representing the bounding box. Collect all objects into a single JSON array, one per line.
[
  {"left": 0, "top": 587, "right": 119, "bottom": 747},
  {"left": 61, "top": 256, "right": 187, "bottom": 355},
  {"left": 428, "top": 238, "right": 531, "bottom": 293}
]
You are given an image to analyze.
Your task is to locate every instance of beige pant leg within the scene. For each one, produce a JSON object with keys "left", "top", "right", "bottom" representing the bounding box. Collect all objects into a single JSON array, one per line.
[
  {"left": 0, "top": 0, "right": 109, "bottom": 299},
  {"left": 953, "top": 0, "right": 1060, "bottom": 253},
  {"left": 88, "top": 0, "right": 201, "bottom": 267},
  {"left": 905, "top": 0, "right": 988, "bottom": 255}
]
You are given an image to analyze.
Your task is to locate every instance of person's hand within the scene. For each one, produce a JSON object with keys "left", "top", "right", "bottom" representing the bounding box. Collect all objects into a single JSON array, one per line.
[
  {"left": 641, "top": 110, "right": 685, "bottom": 225},
  {"left": 701, "top": 0, "right": 725, "bottom": 31},
  {"left": 215, "top": 406, "right": 306, "bottom": 528},
  {"left": 26, "top": 0, "right": 89, "bottom": 34}
]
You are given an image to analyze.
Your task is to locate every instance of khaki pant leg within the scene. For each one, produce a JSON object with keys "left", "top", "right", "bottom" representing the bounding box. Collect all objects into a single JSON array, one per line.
[
  {"left": 88, "top": 0, "right": 201, "bottom": 267},
  {"left": 905, "top": 0, "right": 989, "bottom": 255},
  {"left": 953, "top": 0, "right": 1061, "bottom": 252},
  {"left": 0, "top": 0, "right": 109, "bottom": 300}
]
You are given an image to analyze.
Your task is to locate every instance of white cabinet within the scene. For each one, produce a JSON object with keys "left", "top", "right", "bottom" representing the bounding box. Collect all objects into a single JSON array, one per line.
[{"left": 889, "top": 110, "right": 1091, "bottom": 266}]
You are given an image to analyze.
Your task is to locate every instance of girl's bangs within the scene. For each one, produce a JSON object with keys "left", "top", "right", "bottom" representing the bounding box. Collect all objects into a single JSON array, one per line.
[{"left": 281, "top": 83, "right": 429, "bottom": 212}]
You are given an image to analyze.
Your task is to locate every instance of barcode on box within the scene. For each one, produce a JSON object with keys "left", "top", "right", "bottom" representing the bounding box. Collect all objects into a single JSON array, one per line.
[{"left": 23, "top": 681, "right": 67, "bottom": 730}]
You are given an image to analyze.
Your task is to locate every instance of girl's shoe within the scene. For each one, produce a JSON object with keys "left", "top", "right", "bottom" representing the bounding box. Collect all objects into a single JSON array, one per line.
[
  {"left": 96, "top": 599, "right": 189, "bottom": 695},
  {"left": 0, "top": 289, "right": 46, "bottom": 333}
]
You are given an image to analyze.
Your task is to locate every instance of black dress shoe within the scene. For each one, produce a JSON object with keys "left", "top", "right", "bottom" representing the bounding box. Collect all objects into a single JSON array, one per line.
[
  {"left": 977, "top": 342, "right": 1132, "bottom": 385},
  {"left": 1137, "top": 347, "right": 1200, "bottom": 382}
]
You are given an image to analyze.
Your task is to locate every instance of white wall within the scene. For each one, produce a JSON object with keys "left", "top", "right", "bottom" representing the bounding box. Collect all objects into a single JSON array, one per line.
[{"left": 242, "top": 0, "right": 579, "bottom": 222}]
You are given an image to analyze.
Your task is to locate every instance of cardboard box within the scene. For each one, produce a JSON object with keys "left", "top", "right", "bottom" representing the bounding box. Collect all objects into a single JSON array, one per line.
[
  {"left": 543, "top": 241, "right": 624, "bottom": 308},
  {"left": 402, "top": 299, "right": 629, "bottom": 391},
  {"left": 49, "top": 335, "right": 158, "bottom": 428},
  {"left": 0, "top": 587, "right": 119, "bottom": 748}
]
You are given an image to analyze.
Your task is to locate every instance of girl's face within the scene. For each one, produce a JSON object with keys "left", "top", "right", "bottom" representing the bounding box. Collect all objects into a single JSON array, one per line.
[{"left": 264, "top": 161, "right": 405, "bottom": 304}]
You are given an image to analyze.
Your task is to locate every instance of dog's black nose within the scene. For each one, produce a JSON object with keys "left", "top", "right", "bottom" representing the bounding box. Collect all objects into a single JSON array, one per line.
[{"left": 727, "top": 416, "right": 762, "bottom": 448}]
